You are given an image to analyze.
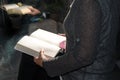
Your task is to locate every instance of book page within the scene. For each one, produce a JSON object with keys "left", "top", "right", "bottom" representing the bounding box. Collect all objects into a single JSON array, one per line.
[
  {"left": 2, "top": 4, "right": 19, "bottom": 10},
  {"left": 19, "top": 6, "right": 32, "bottom": 14},
  {"left": 7, "top": 6, "right": 32, "bottom": 15},
  {"left": 30, "top": 29, "right": 66, "bottom": 47},
  {"left": 14, "top": 36, "right": 60, "bottom": 57},
  {"left": 2, "top": 4, "right": 33, "bottom": 15}
]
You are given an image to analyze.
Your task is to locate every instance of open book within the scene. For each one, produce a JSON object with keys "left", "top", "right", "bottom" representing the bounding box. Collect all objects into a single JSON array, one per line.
[
  {"left": 1, "top": 3, "right": 33, "bottom": 15},
  {"left": 14, "top": 29, "right": 66, "bottom": 58}
]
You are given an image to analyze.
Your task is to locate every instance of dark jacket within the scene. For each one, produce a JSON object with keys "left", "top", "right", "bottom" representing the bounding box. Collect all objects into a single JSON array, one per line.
[{"left": 43, "top": 0, "right": 120, "bottom": 80}]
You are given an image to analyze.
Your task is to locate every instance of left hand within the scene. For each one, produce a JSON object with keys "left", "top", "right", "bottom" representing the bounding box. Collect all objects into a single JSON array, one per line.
[
  {"left": 28, "top": 7, "right": 40, "bottom": 15},
  {"left": 34, "top": 49, "right": 43, "bottom": 67},
  {"left": 34, "top": 49, "right": 52, "bottom": 67}
]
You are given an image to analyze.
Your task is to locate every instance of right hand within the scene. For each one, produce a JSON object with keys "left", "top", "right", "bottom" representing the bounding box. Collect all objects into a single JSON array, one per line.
[{"left": 28, "top": 7, "right": 40, "bottom": 15}]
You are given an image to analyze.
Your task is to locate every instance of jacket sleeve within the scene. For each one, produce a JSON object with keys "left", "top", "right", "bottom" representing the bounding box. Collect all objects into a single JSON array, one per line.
[{"left": 43, "top": 0, "right": 102, "bottom": 77}]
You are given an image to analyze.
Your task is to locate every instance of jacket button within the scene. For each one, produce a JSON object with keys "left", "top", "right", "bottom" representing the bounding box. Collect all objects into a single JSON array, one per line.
[{"left": 76, "top": 38, "right": 80, "bottom": 42}]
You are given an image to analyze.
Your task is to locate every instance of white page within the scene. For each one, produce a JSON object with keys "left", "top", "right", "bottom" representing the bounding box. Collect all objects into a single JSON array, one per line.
[
  {"left": 7, "top": 6, "right": 31, "bottom": 14},
  {"left": 30, "top": 29, "right": 66, "bottom": 47},
  {"left": 15, "top": 36, "right": 60, "bottom": 57},
  {"left": 3, "top": 4, "right": 19, "bottom": 10}
]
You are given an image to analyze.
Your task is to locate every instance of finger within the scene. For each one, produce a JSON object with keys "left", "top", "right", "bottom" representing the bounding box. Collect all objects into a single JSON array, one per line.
[
  {"left": 58, "top": 33, "right": 66, "bottom": 36},
  {"left": 40, "top": 49, "right": 47, "bottom": 60},
  {"left": 34, "top": 49, "right": 42, "bottom": 62},
  {"left": 34, "top": 54, "right": 43, "bottom": 66}
]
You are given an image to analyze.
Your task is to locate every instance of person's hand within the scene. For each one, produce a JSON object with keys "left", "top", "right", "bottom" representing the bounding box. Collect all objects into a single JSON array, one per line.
[
  {"left": 28, "top": 7, "right": 40, "bottom": 15},
  {"left": 34, "top": 49, "right": 43, "bottom": 67},
  {"left": 58, "top": 33, "right": 66, "bottom": 49},
  {"left": 58, "top": 33, "right": 66, "bottom": 37},
  {"left": 34, "top": 49, "right": 52, "bottom": 67},
  {"left": 59, "top": 40, "right": 66, "bottom": 49}
]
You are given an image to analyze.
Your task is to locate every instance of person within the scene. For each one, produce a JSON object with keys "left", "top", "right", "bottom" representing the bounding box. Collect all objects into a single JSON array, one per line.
[
  {"left": 17, "top": 0, "right": 66, "bottom": 80},
  {"left": 0, "top": 0, "right": 42, "bottom": 79},
  {"left": 116, "top": 28, "right": 120, "bottom": 69},
  {"left": 34, "top": 0, "right": 120, "bottom": 80},
  {"left": 0, "top": 0, "right": 62, "bottom": 80}
]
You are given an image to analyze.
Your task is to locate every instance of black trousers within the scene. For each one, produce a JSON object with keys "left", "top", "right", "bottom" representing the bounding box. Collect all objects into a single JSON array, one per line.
[{"left": 18, "top": 53, "right": 60, "bottom": 80}]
